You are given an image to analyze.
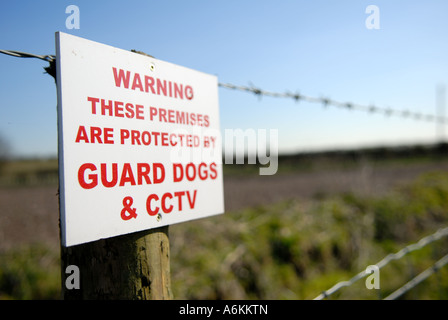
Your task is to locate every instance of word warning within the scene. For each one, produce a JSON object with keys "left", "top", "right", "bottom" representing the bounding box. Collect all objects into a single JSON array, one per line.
[{"left": 56, "top": 32, "right": 224, "bottom": 247}]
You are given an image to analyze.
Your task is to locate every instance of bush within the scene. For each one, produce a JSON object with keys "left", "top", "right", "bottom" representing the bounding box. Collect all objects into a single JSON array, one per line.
[{"left": 0, "top": 245, "right": 60, "bottom": 299}]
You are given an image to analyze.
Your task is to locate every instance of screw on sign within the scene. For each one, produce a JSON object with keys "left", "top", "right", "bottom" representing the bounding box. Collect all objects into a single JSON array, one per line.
[{"left": 119, "top": 189, "right": 199, "bottom": 221}]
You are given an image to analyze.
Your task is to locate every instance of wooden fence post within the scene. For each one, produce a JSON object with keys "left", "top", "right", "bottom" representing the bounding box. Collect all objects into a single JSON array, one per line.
[
  {"left": 60, "top": 226, "right": 172, "bottom": 299},
  {"left": 57, "top": 49, "right": 172, "bottom": 300}
]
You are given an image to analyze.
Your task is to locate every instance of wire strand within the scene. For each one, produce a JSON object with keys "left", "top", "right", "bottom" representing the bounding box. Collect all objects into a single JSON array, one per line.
[
  {"left": 384, "top": 253, "right": 448, "bottom": 300},
  {"left": 218, "top": 82, "right": 448, "bottom": 125},
  {"left": 0, "top": 49, "right": 55, "bottom": 62},
  {"left": 313, "top": 226, "right": 448, "bottom": 300},
  {"left": 1, "top": 49, "right": 447, "bottom": 124}
]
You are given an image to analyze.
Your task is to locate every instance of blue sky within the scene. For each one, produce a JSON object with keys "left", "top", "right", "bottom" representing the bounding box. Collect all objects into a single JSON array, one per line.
[{"left": 1, "top": 1, "right": 448, "bottom": 157}]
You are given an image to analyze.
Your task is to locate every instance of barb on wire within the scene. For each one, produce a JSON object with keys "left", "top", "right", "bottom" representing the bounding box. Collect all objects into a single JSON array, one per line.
[
  {"left": 218, "top": 82, "right": 448, "bottom": 125},
  {"left": 313, "top": 226, "right": 448, "bottom": 300},
  {"left": 0, "top": 49, "right": 56, "bottom": 79}
]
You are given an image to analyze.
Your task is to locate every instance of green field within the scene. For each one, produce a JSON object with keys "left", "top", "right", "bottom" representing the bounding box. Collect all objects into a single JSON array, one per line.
[
  {"left": 170, "top": 170, "right": 448, "bottom": 299},
  {"left": 0, "top": 158, "right": 58, "bottom": 187},
  {"left": 1, "top": 145, "right": 448, "bottom": 299}
]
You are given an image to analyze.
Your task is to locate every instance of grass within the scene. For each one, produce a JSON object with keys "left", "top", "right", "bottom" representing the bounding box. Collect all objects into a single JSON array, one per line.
[
  {"left": 172, "top": 170, "right": 448, "bottom": 299},
  {"left": 1, "top": 169, "right": 448, "bottom": 299},
  {"left": 0, "top": 244, "right": 60, "bottom": 299}
]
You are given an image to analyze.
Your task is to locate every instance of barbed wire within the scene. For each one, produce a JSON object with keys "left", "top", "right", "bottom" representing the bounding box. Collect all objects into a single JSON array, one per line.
[
  {"left": 1, "top": 49, "right": 447, "bottom": 125},
  {"left": 2, "top": 49, "right": 447, "bottom": 125},
  {"left": 384, "top": 252, "right": 448, "bottom": 300},
  {"left": 0, "top": 49, "right": 56, "bottom": 78},
  {"left": 0, "top": 49, "right": 55, "bottom": 62},
  {"left": 218, "top": 82, "right": 448, "bottom": 124},
  {"left": 313, "top": 226, "right": 448, "bottom": 300}
]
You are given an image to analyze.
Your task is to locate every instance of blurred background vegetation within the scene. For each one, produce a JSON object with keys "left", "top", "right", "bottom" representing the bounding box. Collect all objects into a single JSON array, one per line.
[{"left": 1, "top": 144, "right": 448, "bottom": 299}]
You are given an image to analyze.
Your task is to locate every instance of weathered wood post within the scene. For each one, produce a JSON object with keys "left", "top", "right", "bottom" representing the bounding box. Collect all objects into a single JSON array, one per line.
[
  {"left": 60, "top": 227, "right": 172, "bottom": 299},
  {"left": 55, "top": 49, "right": 172, "bottom": 300}
]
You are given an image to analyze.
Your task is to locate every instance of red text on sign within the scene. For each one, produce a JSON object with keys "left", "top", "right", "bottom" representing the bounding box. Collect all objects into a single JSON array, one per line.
[
  {"left": 87, "top": 96, "right": 145, "bottom": 120},
  {"left": 146, "top": 190, "right": 197, "bottom": 215},
  {"left": 173, "top": 162, "right": 218, "bottom": 182},
  {"left": 112, "top": 67, "right": 194, "bottom": 100},
  {"left": 148, "top": 106, "right": 209, "bottom": 127},
  {"left": 120, "top": 129, "right": 201, "bottom": 147},
  {"left": 75, "top": 125, "right": 114, "bottom": 144},
  {"left": 78, "top": 162, "right": 165, "bottom": 189}
]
